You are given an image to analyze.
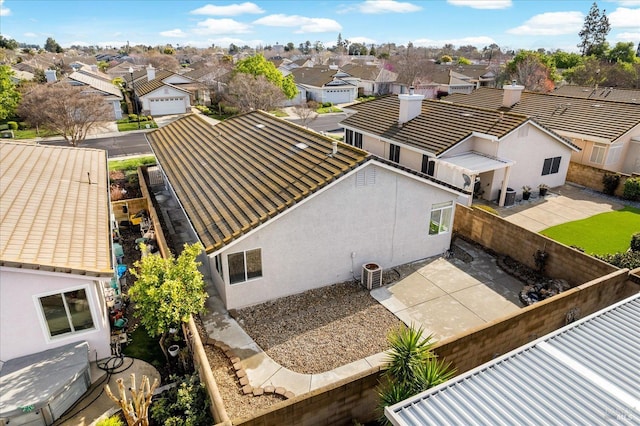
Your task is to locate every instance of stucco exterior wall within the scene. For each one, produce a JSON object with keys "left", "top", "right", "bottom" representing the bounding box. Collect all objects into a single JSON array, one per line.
[
  {"left": 141, "top": 86, "right": 190, "bottom": 111},
  {"left": 0, "top": 268, "right": 111, "bottom": 361},
  {"left": 212, "top": 163, "right": 457, "bottom": 309}
]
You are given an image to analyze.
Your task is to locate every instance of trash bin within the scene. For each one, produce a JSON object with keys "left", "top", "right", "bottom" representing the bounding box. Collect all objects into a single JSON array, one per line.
[{"left": 498, "top": 187, "right": 516, "bottom": 206}]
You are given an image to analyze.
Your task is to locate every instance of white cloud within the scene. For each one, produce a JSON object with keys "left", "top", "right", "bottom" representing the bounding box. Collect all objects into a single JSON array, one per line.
[
  {"left": 358, "top": 0, "right": 421, "bottom": 14},
  {"left": 616, "top": 1, "right": 640, "bottom": 6},
  {"left": 190, "top": 2, "right": 264, "bottom": 16},
  {"left": 609, "top": 7, "right": 640, "bottom": 27},
  {"left": 23, "top": 32, "right": 37, "bottom": 38},
  {"left": 0, "top": 0, "right": 10, "bottom": 16},
  {"left": 193, "top": 18, "right": 252, "bottom": 35},
  {"left": 616, "top": 31, "right": 640, "bottom": 41},
  {"left": 348, "top": 36, "right": 377, "bottom": 44},
  {"left": 412, "top": 36, "right": 495, "bottom": 48},
  {"left": 253, "top": 14, "right": 342, "bottom": 33},
  {"left": 447, "top": 0, "right": 512, "bottom": 9},
  {"left": 160, "top": 29, "right": 188, "bottom": 38},
  {"left": 507, "top": 11, "right": 583, "bottom": 35}
]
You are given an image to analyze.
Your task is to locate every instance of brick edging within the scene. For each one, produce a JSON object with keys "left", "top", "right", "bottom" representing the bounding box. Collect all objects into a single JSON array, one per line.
[{"left": 205, "top": 337, "right": 295, "bottom": 399}]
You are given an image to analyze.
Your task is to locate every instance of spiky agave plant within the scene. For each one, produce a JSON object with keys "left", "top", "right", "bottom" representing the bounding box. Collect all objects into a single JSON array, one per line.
[{"left": 376, "top": 324, "right": 456, "bottom": 425}]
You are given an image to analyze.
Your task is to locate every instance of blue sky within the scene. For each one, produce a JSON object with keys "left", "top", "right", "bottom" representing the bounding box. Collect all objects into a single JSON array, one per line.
[{"left": 1, "top": 0, "right": 639, "bottom": 52}]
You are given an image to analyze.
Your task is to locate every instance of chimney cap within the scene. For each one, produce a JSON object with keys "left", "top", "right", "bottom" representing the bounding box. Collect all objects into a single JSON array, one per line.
[
  {"left": 409, "top": 86, "right": 415, "bottom": 95},
  {"left": 511, "top": 79, "right": 517, "bottom": 86}
]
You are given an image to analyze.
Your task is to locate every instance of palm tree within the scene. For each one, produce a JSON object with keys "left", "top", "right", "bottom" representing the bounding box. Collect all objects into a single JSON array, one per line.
[{"left": 377, "top": 324, "right": 456, "bottom": 425}]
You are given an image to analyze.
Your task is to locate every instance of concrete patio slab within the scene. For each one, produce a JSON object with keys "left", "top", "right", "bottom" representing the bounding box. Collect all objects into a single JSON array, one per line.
[
  {"left": 452, "top": 284, "right": 522, "bottom": 322},
  {"left": 383, "top": 273, "right": 446, "bottom": 309}
]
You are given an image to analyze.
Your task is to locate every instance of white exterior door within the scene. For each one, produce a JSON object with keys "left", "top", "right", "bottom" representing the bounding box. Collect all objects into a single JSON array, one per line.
[{"left": 149, "top": 97, "right": 186, "bottom": 115}]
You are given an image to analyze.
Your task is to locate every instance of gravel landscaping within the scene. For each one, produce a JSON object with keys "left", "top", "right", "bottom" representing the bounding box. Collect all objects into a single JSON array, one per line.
[{"left": 231, "top": 281, "right": 401, "bottom": 374}]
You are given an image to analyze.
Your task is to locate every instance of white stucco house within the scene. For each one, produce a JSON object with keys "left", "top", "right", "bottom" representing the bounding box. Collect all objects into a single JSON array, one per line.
[
  {"left": 131, "top": 65, "right": 193, "bottom": 116},
  {"left": 147, "top": 112, "right": 465, "bottom": 309},
  {"left": 340, "top": 88, "right": 580, "bottom": 206},
  {"left": 290, "top": 66, "right": 358, "bottom": 105},
  {"left": 65, "top": 70, "right": 124, "bottom": 120},
  {"left": 0, "top": 143, "right": 114, "bottom": 363},
  {"left": 447, "top": 85, "right": 640, "bottom": 175}
]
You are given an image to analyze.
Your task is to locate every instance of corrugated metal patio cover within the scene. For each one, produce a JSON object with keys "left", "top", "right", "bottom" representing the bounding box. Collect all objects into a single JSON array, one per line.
[{"left": 387, "top": 293, "right": 640, "bottom": 426}]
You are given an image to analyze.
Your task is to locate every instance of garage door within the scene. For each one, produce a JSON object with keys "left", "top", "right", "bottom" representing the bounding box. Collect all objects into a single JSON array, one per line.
[
  {"left": 149, "top": 97, "right": 186, "bottom": 115},
  {"left": 325, "top": 88, "right": 354, "bottom": 104}
]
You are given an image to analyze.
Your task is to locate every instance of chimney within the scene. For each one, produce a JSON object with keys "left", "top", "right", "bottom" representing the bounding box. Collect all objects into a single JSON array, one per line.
[
  {"left": 502, "top": 80, "right": 524, "bottom": 108},
  {"left": 146, "top": 64, "right": 156, "bottom": 80},
  {"left": 90, "top": 64, "right": 98, "bottom": 73},
  {"left": 398, "top": 86, "right": 424, "bottom": 124},
  {"left": 44, "top": 69, "right": 57, "bottom": 82},
  {"left": 332, "top": 141, "right": 338, "bottom": 155}
]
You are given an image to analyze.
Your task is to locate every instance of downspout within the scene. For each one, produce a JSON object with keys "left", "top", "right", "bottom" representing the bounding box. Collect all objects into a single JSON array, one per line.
[{"left": 498, "top": 165, "right": 512, "bottom": 207}]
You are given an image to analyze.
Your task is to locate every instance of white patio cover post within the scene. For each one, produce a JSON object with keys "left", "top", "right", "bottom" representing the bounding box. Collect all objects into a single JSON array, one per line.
[{"left": 498, "top": 165, "right": 512, "bottom": 206}]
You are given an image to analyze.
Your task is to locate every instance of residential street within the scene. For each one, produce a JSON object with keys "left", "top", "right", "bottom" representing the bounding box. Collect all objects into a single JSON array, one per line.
[
  {"left": 40, "top": 132, "right": 153, "bottom": 158},
  {"left": 288, "top": 112, "right": 347, "bottom": 135}
]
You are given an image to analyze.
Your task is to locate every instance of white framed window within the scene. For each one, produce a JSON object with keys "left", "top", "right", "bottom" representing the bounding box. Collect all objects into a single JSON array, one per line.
[
  {"left": 429, "top": 201, "right": 453, "bottom": 235},
  {"left": 590, "top": 144, "right": 606, "bottom": 164},
  {"left": 228, "top": 248, "right": 262, "bottom": 284},
  {"left": 389, "top": 144, "right": 400, "bottom": 163},
  {"left": 37, "top": 288, "right": 95, "bottom": 338}
]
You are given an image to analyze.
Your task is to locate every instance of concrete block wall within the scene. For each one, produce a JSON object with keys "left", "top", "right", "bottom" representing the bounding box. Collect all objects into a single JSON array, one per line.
[
  {"left": 234, "top": 368, "right": 383, "bottom": 426},
  {"left": 566, "top": 162, "right": 636, "bottom": 198},
  {"left": 453, "top": 204, "right": 618, "bottom": 285}
]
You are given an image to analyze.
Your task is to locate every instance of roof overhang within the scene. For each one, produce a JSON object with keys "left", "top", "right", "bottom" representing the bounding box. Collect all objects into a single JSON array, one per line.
[
  {"left": 556, "top": 129, "right": 611, "bottom": 145},
  {"left": 439, "top": 151, "right": 514, "bottom": 174}
]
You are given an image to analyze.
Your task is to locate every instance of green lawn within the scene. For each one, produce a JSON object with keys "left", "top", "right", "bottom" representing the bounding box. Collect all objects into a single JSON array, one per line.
[
  {"left": 123, "top": 326, "right": 166, "bottom": 370},
  {"left": 108, "top": 155, "right": 156, "bottom": 171},
  {"left": 316, "top": 106, "right": 343, "bottom": 114},
  {"left": 269, "top": 109, "right": 288, "bottom": 117},
  {"left": 13, "top": 129, "right": 59, "bottom": 139},
  {"left": 540, "top": 207, "right": 640, "bottom": 255},
  {"left": 117, "top": 121, "right": 157, "bottom": 132}
]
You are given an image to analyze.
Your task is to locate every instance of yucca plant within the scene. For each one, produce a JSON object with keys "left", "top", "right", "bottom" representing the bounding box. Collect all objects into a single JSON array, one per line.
[{"left": 376, "top": 324, "right": 456, "bottom": 425}]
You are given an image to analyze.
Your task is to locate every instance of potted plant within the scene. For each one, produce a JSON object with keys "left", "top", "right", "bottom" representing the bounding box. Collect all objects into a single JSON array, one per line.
[
  {"left": 522, "top": 185, "right": 532, "bottom": 201},
  {"left": 538, "top": 183, "right": 549, "bottom": 197}
]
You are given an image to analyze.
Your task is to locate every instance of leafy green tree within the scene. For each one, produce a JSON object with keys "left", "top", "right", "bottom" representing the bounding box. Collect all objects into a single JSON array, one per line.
[
  {"left": 578, "top": 2, "right": 610, "bottom": 56},
  {"left": 0, "top": 35, "right": 19, "bottom": 50},
  {"left": 369, "top": 44, "right": 376, "bottom": 57},
  {"left": 551, "top": 50, "right": 583, "bottom": 69},
  {"left": 440, "top": 55, "right": 453, "bottom": 63},
  {"left": 314, "top": 40, "right": 324, "bottom": 53},
  {"left": 607, "top": 42, "right": 636, "bottom": 64},
  {"left": 44, "top": 36, "right": 63, "bottom": 53},
  {"left": 234, "top": 54, "right": 297, "bottom": 98},
  {"left": 129, "top": 243, "right": 206, "bottom": 359},
  {"left": 457, "top": 56, "right": 472, "bottom": 65},
  {"left": 377, "top": 324, "right": 456, "bottom": 425},
  {"left": 0, "top": 65, "right": 21, "bottom": 120}
]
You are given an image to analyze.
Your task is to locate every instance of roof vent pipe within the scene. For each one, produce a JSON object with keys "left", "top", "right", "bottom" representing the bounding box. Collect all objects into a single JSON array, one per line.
[
  {"left": 409, "top": 86, "right": 415, "bottom": 95},
  {"left": 332, "top": 141, "right": 338, "bottom": 155}
]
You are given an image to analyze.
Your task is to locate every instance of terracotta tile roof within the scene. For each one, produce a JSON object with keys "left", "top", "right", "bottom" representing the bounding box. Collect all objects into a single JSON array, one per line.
[
  {"left": 446, "top": 88, "right": 640, "bottom": 142},
  {"left": 0, "top": 143, "right": 112, "bottom": 277},
  {"left": 136, "top": 78, "right": 191, "bottom": 97},
  {"left": 552, "top": 85, "right": 640, "bottom": 104},
  {"left": 146, "top": 112, "right": 369, "bottom": 253},
  {"left": 341, "top": 96, "right": 532, "bottom": 155}
]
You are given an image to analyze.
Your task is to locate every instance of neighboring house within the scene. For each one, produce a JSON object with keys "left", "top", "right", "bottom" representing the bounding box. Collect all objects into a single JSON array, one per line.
[
  {"left": 183, "top": 66, "right": 232, "bottom": 105},
  {"left": 290, "top": 66, "right": 358, "bottom": 105},
  {"left": 106, "top": 62, "right": 144, "bottom": 80},
  {"left": 0, "top": 143, "right": 114, "bottom": 363},
  {"left": 8, "top": 67, "right": 34, "bottom": 84},
  {"left": 147, "top": 112, "right": 464, "bottom": 309},
  {"left": 65, "top": 71, "right": 124, "bottom": 119},
  {"left": 552, "top": 84, "right": 640, "bottom": 103},
  {"left": 412, "top": 64, "right": 496, "bottom": 99},
  {"left": 340, "top": 63, "right": 398, "bottom": 96},
  {"left": 340, "top": 89, "right": 579, "bottom": 206},
  {"left": 131, "top": 65, "right": 193, "bottom": 115},
  {"left": 386, "top": 293, "right": 640, "bottom": 426},
  {"left": 447, "top": 85, "right": 640, "bottom": 174}
]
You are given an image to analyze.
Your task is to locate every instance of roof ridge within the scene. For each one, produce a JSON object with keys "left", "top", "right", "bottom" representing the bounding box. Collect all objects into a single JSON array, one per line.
[{"left": 431, "top": 98, "right": 529, "bottom": 120}]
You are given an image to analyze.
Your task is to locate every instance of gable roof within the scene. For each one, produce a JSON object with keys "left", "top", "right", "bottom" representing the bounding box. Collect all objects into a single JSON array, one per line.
[
  {"left": 291, "top": 66, "right": 353, "bottom": 88},
  {"left": 552, "top": 85, "right": 640, "bottom": 104},
  {"left": 67, "top": 71, "right": 123, "bottom": 98},
  {"left": 136, "top": 78, "right": 191, "bottom": 97},
  {"left": 386, "top": 293, "right": 640, "bottom": 426},
  {"left": 0, "top": 143, "right": 112, "bottom": 277},
  {"left": 340, "top": 96, "right": 558, "bottom": 155},
  {"left": 446, "top": 88, "right": 640, "bottom": 142},
  {"left": 146, "top": 112, "right": 370, "bottom": 253}
]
